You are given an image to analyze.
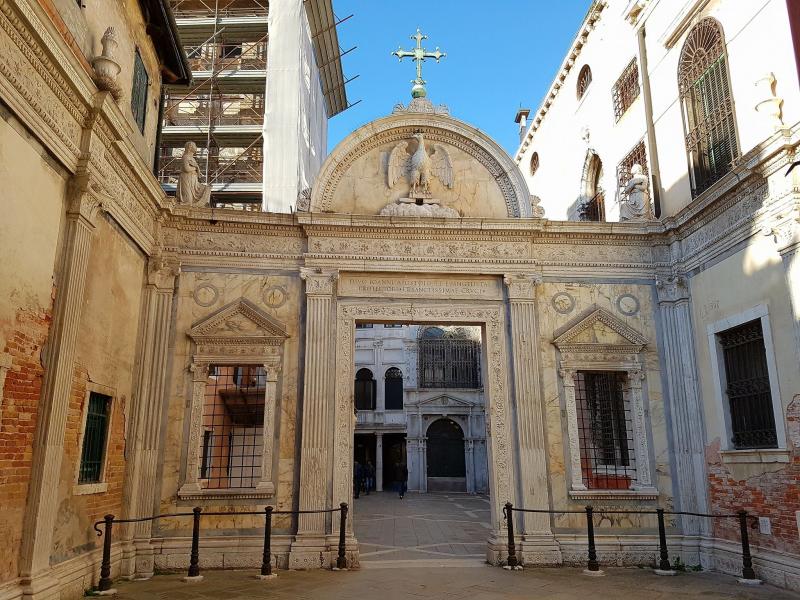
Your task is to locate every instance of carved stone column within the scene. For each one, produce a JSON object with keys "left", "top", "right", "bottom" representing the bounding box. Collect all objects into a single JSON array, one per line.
[
  {"left": 124, "top": 255, "right": 180, "bottom": 578},
  {"left": 256, "top": 360, "right": 281, "bottom": 493},
  {"left": 558, "top": 368, "right": 585, "bottom": 491},
  {"left": 290, "top": 268, "right": 338, "bottom": 568},
  {"left": 656, "top": 274, "right": 708, "bottom": 535},
  {"left": 19, "top": 191, "right": 102, "bottom": 596},
  {"left": 625, "top": 369, "right": 654, "bottom": 489},
  {"left": 503, "top": 274, "right": 558, "bottom": 562},
  {"left": 375, "top": 432, "right": 384, "bottom": 492},
  {"left": 179, "top": 363, "right": 211, "bottom": 496},
  {"left": 773, "top": 215, "right": 800, "bottom": 363},
  {"left": 465, "top": 439, "right": 475, "bottom": 493},
  {"left": 420, "top": 436, "right": 428, "bottom": 493}
]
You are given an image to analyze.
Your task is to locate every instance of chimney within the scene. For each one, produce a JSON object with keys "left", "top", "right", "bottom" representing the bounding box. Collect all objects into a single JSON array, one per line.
[{"left": 514, "top": 108, "right": 531, "bottom": 144}]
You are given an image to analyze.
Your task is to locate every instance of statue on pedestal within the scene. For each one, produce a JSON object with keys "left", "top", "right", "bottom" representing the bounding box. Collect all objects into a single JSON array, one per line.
[
  {"left": 620, "top": 164, "right": 653, "bottom": 222},
  {"left": 176, "top": 141, "right": 211, "bottom": 206}
]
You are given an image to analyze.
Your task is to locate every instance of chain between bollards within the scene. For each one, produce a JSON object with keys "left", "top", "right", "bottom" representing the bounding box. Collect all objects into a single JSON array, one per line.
[
  {"left": 187, "top": 507, "right": 202, "bottom": 579},
  {"left": 97, "top": 514, "right": 114, "bottom": 591},
  {"left": 504, "top": 502, "right": 518, "bottom": 568},
  {"left": 336, "top": 502, "right": 348, "bottom": 570},
  {"left": 261, "top": 506, "right": 274, "bottom": 577}
]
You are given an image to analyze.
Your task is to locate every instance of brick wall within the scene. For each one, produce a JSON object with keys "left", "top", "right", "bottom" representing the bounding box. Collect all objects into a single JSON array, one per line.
[
  {"left": 0, "top": 308, "right": 52, "bottom": 583},
  {"left": 707, "top": 396, "right": 800, "bottom": 556}
]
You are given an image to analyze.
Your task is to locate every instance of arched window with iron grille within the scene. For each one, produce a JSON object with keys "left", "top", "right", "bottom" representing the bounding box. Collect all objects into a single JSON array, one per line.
[
  {"left": 354, "top": 368, "right": 376, "bottom": 411},
  {"left": 678, "top": 18, "right": 739, "bottom": 197},
  {"left": 577, "top": 64, "right": 592, "bottom": 100},
  {"left": 384, "top": 367, "right": 404, "bottom": 410}
]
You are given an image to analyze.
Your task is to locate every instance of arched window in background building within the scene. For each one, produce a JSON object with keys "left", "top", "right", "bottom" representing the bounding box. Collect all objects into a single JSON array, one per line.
[
  {"left": 354, "top": 368, "right": 376, "bottom": 410},
  {"left": 579, "top": 151, "right": 605, "bottom": 222},
  {"left": 678, "top": 17, "right": 739, "bottom": 197},
  {"left": 384, "top": 367, "right": 404, "bottom": 410},
  {"left": 529, "top": 151, "right": 540, "bottom": 176},
  {"left": 577, "top": 64, "right": 592, "bottom": 100}
]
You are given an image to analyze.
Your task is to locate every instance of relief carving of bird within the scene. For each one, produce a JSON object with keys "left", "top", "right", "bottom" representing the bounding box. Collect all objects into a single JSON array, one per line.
[{"left": 387, "top": 133, "right": 454, "bottom": 194}]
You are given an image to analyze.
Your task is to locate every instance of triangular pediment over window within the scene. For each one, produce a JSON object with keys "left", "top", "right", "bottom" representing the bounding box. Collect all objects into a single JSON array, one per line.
[
  {"left": 412, "top": 394, "right": 477, "bottom": 408},
  {"left": 189, "top": 298, "right": 288, "bottom": 346},
  {"left": 553, "top": 307, "right": 646, "bottom": 353}
]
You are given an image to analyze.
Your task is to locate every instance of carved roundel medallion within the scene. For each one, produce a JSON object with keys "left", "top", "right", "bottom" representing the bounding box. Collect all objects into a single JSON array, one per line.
[
  {"left": 551, "top": 292, "right": 575, "bottom": 315},
  {"left": 262, "top": 284, "right": 288, "bottom": 309},
  {"left": 193, "top": 283, "right": 219, "bottom": 307},
  {"left": 616, "top": 293, "right": 640, "bottom": 317}
]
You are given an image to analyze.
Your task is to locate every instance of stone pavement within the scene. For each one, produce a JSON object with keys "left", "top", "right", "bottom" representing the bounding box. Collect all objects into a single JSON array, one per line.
[
  {"left": 353, "top": 491, "right": 490, "bottom": 565},
  {"left": 113, "top": 566, "right": 800, "bottom": 599}
]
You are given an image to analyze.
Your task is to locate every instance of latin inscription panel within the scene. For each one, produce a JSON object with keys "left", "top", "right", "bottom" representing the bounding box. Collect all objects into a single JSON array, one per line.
[{"left": 338, "top": 274, "right": 503, "bottom": 300}]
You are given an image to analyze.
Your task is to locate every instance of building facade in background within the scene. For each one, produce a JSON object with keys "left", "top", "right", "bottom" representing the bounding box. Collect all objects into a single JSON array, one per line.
[{"left": 353, "top": 324, "right": 489, "bottom": 494}]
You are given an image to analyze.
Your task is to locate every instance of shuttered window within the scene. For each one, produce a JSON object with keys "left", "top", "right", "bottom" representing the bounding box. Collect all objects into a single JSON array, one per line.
[
  {"left": 679, "top": 18, "right": 739, "bottom": 197},
  {"left": 131, "top": 49, "right": 149, "bottom": 133},
  {"left": 718, "top": 319, "right": 777, "bottom": 449},
  {"left": 78, "top": 393, "right": 111, "bottom": 484}
]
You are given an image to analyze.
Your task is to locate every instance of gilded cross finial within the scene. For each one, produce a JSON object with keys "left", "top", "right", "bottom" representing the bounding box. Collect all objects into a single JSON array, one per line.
[{"left": 392, "top": 28, "right": 446, "bottom": 99}]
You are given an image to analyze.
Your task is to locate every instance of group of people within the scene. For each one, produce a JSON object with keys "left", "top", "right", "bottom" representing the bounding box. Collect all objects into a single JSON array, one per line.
[{"left": 353, "top": 460, "right": 408, "bottom": 499}]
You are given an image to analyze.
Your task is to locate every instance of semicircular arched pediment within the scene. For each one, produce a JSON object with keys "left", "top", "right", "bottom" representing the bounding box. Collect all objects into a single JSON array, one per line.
[{"left": 309, "top": 112, "right": 535, "bottom": 218}]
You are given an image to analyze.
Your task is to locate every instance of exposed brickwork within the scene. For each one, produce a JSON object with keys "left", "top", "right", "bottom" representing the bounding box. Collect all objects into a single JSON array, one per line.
[
  {"left": 707, "top": 397, "right": 800, "bottom": 556},
  {"left": 52, "top": 366, "right": 128, "bottom": 564},
  {"left": 0, "top": 308, "right": 52, "bottom": 584}
]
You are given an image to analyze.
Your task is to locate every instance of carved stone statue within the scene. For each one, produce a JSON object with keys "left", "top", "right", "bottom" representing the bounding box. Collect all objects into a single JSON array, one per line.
[
  {"left": 176, "top": 141, "right": 211, "bottom": 206},
  {"left": 387, "top": 133, "right": 453, "bottom": 196},
  {"left": 92, "top": 27, "right": 122, "bottom": 101},
  {"left": 620, "top": 164, "right": 653, "bottom": 222}
]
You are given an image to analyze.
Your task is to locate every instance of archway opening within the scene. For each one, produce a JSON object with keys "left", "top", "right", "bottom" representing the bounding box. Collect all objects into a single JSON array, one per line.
[{"left": 426, "top": 418, "right": 466, "bottom": 491}]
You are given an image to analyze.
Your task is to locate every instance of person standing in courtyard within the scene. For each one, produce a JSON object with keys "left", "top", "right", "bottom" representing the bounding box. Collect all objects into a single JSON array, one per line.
[
  {"left": 365, "top": 460, "right": 375, "bottom": 495},
  {"left": 395, "top": 461, "right": 408, "bottom": 499},
  {"left": 353, "top": 460, "right": 363, "bottom": 499}
]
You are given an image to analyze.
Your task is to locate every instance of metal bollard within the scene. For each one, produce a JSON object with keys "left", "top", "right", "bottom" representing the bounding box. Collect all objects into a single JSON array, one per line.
[
  {"left": 261, "top": 506, "right": 273, "bottom": 577},
  {"left": 738, "top": 511, "right": 757, "bottom": 581},
  {"left": 585, "top": 506, "right": 600, "bottom": 573},
  {"left": 504, "top": 502, "right": 518, "bottom": 568},
  {"left": 187, "top": 507, "right": 202, "bottom": 579},
  {"left": 336, "top": 503, "right": 348, "bottom": 570},
  {"left": 98, "top": 514, "right": 114, "bottom": 591},
  {"left": 656, "top": 509, "right": 671, "bottom": 572}
]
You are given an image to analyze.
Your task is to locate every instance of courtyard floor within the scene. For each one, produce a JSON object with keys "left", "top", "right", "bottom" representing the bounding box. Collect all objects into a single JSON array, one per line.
[{"left": 112, "top": 493, "right": 799, "bottom": 599}]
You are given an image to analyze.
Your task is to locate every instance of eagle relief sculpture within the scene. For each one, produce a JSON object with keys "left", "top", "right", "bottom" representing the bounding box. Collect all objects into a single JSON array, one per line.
[{"left": 380, "top": 133, "right": 459, "bottom": 217}]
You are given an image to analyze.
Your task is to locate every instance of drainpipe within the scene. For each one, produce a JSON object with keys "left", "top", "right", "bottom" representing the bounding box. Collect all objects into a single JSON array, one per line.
[{"left": 637, "top": 26, "right": 662, "bottom": 218}]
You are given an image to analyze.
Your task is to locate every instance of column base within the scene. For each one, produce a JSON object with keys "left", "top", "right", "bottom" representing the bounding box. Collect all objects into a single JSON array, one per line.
[
  {"left": 20, "top": 572, "right": 61, "bottom": 600},
  {"left": 520, "top": 534, "right": 563, "bottom": 565},
  {"left": 133, "top": 539, "right": 155, "bottom": 580},
  {"left": 289, "top": 536, "right": 332, "bottom": 569}
]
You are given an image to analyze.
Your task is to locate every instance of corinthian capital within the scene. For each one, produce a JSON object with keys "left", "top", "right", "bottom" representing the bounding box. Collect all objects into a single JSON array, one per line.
[
  {"left": 655, "top": 273, "right": 689, "bottom": 304},
  {"left": 300, "top": 267, "right": 339, "bottom": 296},
  {"left": 503, "top": 273, "right": 542, "bottom": 300},
  {"left": 147, "top": 254, "right": 181, "bottom": 289}
]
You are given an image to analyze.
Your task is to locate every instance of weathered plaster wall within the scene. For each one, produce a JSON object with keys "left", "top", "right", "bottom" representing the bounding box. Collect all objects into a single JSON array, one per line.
[
  {"left": 0, "top": 110, "right": 67, "bottom": 584},
  {"left": 159, "top": 271, "right": 303, "bottom": 532},
  {"left": 51, "top": 215, "right": 146, "bottom": 564},
  {"left": 690, "top": 235, "right": 800, "bottom": 557}
]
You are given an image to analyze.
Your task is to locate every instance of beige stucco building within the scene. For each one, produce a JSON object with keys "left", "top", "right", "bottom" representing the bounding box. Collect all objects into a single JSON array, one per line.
[{"left": 1, "top": 0, "right": 799, "bottom": 598}]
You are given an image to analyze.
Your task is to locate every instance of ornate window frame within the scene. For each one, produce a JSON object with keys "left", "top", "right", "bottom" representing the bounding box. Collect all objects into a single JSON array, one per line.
[
  {"left": 178, "top": 299, "right": 288, "bottom": 501},
  {"left": 554, "top": 308, "right": 657, "bottom": 500}
]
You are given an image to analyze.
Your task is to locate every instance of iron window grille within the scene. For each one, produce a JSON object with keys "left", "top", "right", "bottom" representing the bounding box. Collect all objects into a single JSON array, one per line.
[
  {"left": 354, "top": 368, "right": 376, "bottom": 410},
  {"left": 575, "top": 371, "right": 636, "bottom": 490},
  {"left": 616, "top": 141, "right": 648, "bottom": 192},
  {"left": 612, "top": 59, "right": 640, "bottom": 121},
  {"left": 131, "top": 49, "right": 149, "bottom": 133},
  {"left": 718, "top": 319, "right": 777, "bottom": 449},
  {"left": 78, "top": 392, "right": 111, "bottom": 484},
  {"left": 679, "top": 18, "right": 739, "bottom": 197},
  {"left": 384, "top": 368, "right": 404, "bottom": 410},
  {"left": 529, "top": 152, "right": 540, "bottom": 176},
  {"left": 579, "top": 192, "right": 605, "bottom": 222},
  {"left": 577, "top": 64, "right": 592, "bottom": 100},
  {"left": 419, "top": 338, "right": 481, "bottom": 389},
  {"left": 200, "top": 365, "right": 265, "bottom": 489}
]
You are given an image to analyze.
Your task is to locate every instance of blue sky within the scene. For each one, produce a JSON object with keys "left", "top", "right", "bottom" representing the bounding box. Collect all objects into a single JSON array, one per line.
[{"left": 326, "top": 1, "right": 593, "bottom": 156}]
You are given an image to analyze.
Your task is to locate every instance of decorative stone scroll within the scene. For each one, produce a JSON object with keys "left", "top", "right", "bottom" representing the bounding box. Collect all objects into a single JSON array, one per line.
[
  {"left": 179, "top": 299, "right": 288, "bottom": 499},
  {"left": 553, "top": 307, "right": 656, "bottom": 494}
]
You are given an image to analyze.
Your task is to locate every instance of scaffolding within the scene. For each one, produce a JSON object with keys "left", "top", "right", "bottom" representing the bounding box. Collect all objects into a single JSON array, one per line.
[{"left": 158, "top": 0, "right": 354, "bottom": 210}]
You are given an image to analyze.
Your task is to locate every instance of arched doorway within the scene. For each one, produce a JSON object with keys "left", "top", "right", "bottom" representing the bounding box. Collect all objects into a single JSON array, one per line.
[{"left": 426, "top": 418, "right": 466, "bottom": 492}]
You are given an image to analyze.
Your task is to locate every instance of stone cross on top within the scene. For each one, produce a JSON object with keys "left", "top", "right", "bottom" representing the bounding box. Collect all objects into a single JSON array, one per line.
[{"left": 392, "top": 28, "right": 446, "bottom": 99}]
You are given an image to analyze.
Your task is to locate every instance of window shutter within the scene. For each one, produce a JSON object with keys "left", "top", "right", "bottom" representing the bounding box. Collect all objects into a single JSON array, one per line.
[{"left": 131, "top": 50, "right": 149, "bottom": 133}]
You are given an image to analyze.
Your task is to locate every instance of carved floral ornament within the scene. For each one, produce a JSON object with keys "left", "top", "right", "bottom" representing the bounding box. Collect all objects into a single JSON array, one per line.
[{"left": 308, "top": 114, "right": 534, "bottom": 218}]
